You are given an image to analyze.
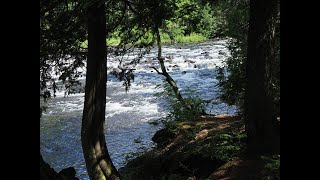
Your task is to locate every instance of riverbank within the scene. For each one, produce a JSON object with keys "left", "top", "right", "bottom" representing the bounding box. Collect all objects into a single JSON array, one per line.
[
  {"left": 119, "top": 114, "right": 280, "bottom": 180},
  {"left": 80, "top": 33, "right": 223, "bottom": 48}
]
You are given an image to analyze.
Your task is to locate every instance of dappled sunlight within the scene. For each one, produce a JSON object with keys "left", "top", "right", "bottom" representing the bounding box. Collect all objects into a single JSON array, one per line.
[{"left": 195, "top": 129, "right": 209, "bottom": 140}]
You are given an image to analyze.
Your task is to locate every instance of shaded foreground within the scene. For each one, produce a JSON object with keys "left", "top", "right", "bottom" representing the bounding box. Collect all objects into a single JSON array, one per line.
[
  {"left": 40, "top": 154, "right": 79, "bottom": 180},
  {"left": 120, "top": 114, "right": 279, "bottom": 179},
  {"left": 40, "top": 114, "right": 279, "bottom": 179}
]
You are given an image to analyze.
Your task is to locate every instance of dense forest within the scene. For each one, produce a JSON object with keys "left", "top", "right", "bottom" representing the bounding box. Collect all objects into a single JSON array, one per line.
[{"left": 40, "top": 0, "right": 280, "bottom": 179}]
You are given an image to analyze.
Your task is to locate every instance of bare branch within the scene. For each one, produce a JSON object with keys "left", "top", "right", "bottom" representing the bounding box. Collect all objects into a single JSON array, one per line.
[{"left": 150, "top": 66, "right": 163, "bottom": 75}]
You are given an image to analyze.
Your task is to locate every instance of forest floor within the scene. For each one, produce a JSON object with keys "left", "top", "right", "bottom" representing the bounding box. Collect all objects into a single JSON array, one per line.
[{"left": 120, "top": 114, "right": 280, "bottom": 180}]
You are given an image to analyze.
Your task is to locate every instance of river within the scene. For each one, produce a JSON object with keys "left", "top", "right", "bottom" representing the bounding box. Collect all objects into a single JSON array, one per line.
[{"left": 40, "top": 39, "right": 237, "bottom": 179}]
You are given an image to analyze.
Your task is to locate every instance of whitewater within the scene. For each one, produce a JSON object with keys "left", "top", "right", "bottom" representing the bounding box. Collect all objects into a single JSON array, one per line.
[{"left": 40, "top": 39, "right": 237, "bottom": 179}]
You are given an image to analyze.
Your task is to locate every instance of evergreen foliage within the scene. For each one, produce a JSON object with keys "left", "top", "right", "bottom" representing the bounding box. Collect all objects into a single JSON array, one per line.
[{"left": 216, "top": 0, "right": 280, "bottom": 116}]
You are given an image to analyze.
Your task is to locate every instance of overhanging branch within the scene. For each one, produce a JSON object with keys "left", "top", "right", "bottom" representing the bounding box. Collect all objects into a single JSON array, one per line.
[{"left": 150, "top": 66, "right": 163, "bottom": 75}]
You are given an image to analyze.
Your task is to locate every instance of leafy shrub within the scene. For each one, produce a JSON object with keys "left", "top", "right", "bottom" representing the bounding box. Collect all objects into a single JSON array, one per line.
[
  {"left": 197, "top": 132, "right": 247, "bottom": 161},
  {"left": 261, "top": 155, "right": 280, "bottom": 180},
  {"left": 155, "top": 82, "right": 205, "bottom": 122},
  {"left": 213, "top": 133, "right": 244, "bottom": 161}
]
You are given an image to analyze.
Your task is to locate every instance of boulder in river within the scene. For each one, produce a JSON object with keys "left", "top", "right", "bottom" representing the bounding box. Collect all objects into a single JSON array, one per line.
[
  {"left": 152, "top": 128, "right": 175, "bottom": 146},
  {"left": 184, "top": 59, "right": 196, "bottom": 63}
]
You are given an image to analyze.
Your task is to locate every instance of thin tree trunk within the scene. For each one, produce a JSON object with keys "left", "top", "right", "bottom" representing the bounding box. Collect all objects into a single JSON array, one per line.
[
  {"left": 81, "top": 2, "right": 121, "bottom": 179},
  {"left": 245, "top": 0, "right": 280, "bottom": 155},
  {"left": 154, "top": 27, "right": 192, "bottom": 111}
]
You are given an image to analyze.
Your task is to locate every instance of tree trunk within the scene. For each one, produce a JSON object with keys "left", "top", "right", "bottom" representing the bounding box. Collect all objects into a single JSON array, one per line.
[
  {"left": 245, "top": 0, "right": 280, "bottom": 154},
  {"left": 81, "top": 2, "right": 121, "bottom": 180},
  {"left": 155, "top": 27, "right": 192, "bottom": 111}
]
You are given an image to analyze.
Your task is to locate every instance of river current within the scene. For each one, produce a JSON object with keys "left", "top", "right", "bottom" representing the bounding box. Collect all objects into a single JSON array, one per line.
[{"left": 40, "top": 39, "right": 237, "bottom": 179}]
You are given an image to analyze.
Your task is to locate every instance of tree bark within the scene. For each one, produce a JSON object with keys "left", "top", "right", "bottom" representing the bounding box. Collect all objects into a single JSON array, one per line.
[
  {"left": 81, "top": 2, "right": 121, "bottom": 179},
  {"left": 245, "top": 0, "right": 280, "bottom": 154}
]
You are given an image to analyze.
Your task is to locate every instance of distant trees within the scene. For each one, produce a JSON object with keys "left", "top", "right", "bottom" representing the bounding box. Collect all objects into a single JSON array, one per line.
[{"left": 108, "top": 0, "right": 224, "bottom": 45}]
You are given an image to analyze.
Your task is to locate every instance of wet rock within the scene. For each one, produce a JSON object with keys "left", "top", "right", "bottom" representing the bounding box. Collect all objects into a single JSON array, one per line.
[
  {"left": 152, "top": 128, "right": 175, "bottom": 146},
  {"left": 182, "top": 71, "right": 187, "bottom": 74},
  {"left": 145, "top": 57, "right": 152, "bottom": 63},
  {"left": 184, "top": 59, "right": 196, "bottom": 63},
  {"left": 201, "top": 51, "right": 209, "bottom": 55},
  {"left": 205, "top": 55, "right": 213, "bottom": 59},
  {"left": 218, "top": 50, "right": 227, "bottom": 55},
  {"left": 122, "top": 102, "right": 134, "bottom": 107},
  {"left": 164, "top": 58, "right": 173, "bottom": 63},
  {"left": 110, "top": 67, "right": 122, "bottom": 78}
]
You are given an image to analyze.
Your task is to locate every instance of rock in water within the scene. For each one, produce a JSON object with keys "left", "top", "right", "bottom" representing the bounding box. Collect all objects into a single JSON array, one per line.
[{"left": 59, "top": 167, "right": 79, "bottom": 180}]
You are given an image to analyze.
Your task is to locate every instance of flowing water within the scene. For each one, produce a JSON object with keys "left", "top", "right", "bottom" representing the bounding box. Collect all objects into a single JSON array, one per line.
[{"left": 40, "top": 39, "right": 237, "bottom": 179}]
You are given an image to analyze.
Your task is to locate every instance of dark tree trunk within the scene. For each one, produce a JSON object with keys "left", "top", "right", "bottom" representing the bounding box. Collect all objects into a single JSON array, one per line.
[
  {"left": 81, "top": 2, "right": 121, "bottom": 179},
  {"left": 245, "top": 0, "right": 280, "bottom": 154}
]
